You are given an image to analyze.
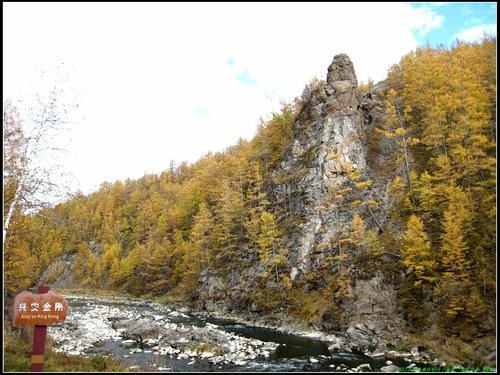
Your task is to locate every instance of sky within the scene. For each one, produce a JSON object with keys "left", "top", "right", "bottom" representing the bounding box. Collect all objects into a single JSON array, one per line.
[{"left": 3, "top": 2, "right": 497, "bottom": 198}]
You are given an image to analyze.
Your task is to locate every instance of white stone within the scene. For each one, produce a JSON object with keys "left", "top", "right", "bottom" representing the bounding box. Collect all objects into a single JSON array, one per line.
[
  {"left": 201, "top": 351, "right": 214, "bottom": 358},
  {"left": 368, "top": 351, "right": 385, "bottom": 357}
]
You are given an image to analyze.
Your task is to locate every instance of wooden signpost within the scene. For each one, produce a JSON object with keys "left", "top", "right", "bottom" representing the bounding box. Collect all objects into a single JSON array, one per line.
[{"left": 12, "top": 286, "right": 68, "bottom": 372}]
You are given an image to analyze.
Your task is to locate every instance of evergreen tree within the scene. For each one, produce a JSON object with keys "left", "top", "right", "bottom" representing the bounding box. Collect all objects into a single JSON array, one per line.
[
  {"left": 190, "top": 202, "right": 215, "bottom": 269},
  {"left": 437, "top": 187, "right": 472, "bottom": 319},
  {"left": 402, "top": 214, "right": 437, "bottom": 286}
]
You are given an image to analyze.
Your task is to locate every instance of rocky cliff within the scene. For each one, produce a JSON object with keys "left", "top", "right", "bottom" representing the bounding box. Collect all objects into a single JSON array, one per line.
[
  {"left": 267, "top": 53, "right": 403, "bottom": 351},
  {"left": 270, "top": 53, "right": 367, "bottom": 279},
  {"left": 196, "top": 54, "right": 403, "bottom": 352}
]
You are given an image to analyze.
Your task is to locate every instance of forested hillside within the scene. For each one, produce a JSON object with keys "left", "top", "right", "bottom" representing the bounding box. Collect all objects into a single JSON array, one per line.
[{"left": 4, "top": 36, "right": 496, "bottom": 366}]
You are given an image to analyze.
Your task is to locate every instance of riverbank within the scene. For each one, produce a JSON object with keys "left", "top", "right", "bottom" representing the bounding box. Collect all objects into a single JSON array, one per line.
[
  {"left": 186, "top": 300, "right": 450, "bottom": 369},
  {"left": 158, "top": 295, "right": 496, "bottom": 371},
  {"left": 39, "top": 292, "right": 404, "bottom": 371},
  {"left": 45, "top": 290, "right": 460, "bottom": 372},
  {"left": 49, "top": 289, "right": 495, "bottom": 372},
  {"left": 3, "top": 322, "right": 127, "bottom": 372}
]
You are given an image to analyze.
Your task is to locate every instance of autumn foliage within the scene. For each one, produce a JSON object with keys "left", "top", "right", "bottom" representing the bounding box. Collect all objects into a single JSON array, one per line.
[{"left": 4, "top": 36, "right": 496, "bottom": 363}]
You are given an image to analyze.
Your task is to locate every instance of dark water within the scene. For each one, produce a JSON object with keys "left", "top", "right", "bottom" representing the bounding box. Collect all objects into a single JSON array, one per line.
[
  {"left": 54, "top": 296, "right": 418, "bottom": 372},
  {"left": 198, "top": 318, "right": 400, "bottom": 372}
]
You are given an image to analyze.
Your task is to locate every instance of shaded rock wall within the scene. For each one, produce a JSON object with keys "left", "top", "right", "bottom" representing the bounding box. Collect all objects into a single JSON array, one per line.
[
  {"left": 269, "top": 53, "right": 368, "bottom": 279},
  {"left": 266, "top": 54, "right": 403, "bottom": 345}
]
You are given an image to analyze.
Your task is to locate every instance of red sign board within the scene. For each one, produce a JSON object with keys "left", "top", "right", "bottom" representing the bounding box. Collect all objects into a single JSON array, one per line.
[{"left": 12, "top": 290, "right": 68, "bottom": 326}]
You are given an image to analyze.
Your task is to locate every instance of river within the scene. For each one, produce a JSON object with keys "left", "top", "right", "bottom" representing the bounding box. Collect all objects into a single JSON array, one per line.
[{"left": 47, "top": 294, "right": 422, "bottom": 372}]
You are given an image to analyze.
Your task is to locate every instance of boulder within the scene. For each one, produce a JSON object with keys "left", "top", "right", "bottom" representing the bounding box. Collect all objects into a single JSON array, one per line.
[
  {"left": 380, "top": 364, "right": 399, "bottom": 372},
  {"left": 121, "top": 318, "right": 165, "bottom": 341}
]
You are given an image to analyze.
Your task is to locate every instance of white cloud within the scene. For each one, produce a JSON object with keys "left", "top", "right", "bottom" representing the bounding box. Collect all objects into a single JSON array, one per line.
[
  {"left": 453, "top": 24, "right": 497, "bottom": 42},
  {"left": 406, "top": 4, "right": 444, "bottom": 36},
  {"left": 3, "top": 2, "right": 452, "bottom": 195}
]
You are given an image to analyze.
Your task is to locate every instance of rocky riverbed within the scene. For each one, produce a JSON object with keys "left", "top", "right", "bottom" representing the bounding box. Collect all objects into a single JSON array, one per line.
[{"left": 47, "top": 294, "right": 446, "bottom": 372}]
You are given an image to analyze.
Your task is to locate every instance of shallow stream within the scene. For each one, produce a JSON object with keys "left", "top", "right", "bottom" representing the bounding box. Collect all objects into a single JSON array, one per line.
[{"left": 47, "top": 294, "right": 415, "bottom": 372}]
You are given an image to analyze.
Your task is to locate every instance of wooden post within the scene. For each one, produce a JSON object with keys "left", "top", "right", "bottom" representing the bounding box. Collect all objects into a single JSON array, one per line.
[
  {"left": 31, "top": 285, "right": 49, "bottom": 372},
  {"left": 12, "top": 286, "right": 68, "bottom": 371}
]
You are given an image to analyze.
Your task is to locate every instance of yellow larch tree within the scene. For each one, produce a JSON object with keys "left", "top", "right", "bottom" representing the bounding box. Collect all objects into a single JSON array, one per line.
[{"left": 402, "top": 214, "right": 437, "bottom": 286}]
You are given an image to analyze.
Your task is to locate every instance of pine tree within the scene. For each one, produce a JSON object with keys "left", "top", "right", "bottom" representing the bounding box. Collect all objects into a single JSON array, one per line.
[
  {"left": 3, "top": 214, "right": 39, "bottom": 294},
  {"left": 213, "top": 178, "right": 244, "bottom": 263},
  {"left": 258, "top": 212, "right": 288, "bottom": 284},
  {"left": 190, "top": 202, "right": 214, "bottom": 268},
  {"left": 441, "top": 210, "right": 470, "bottom": 280},
  {"left": 348, "top": 214, "right": 366, "bottom": 249},
  {"left": 72, "top": 242, "right": 98, "bottom": 287},
  {"left": 377, "top": 88, "right": 419, "bottom": 192},
  {"left": 326, "top": 160, "right": 383, "bottom": 234},
  {"left": 147, "top": 241, "right": 175, "bottom": 296},
  {"left": 402, "top": 214, "right": 437, "bottom": 286},
  {"left": 102, "top": 241, "right": 121, "bottom": 274},
  {"left": 434, "top": 187, "right": 473, "bottom": 320},
  {"left": 243, "top": 163, "right": 269, "bottom": 255}
]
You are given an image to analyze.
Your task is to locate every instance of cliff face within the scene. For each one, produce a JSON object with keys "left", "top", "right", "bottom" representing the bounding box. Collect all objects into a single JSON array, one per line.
[
  {"left": 266, "top": 54, "right": 403, "bottom": 350},
  {"left": 269, "top": 54, "right": 366, "bottom": 279}
]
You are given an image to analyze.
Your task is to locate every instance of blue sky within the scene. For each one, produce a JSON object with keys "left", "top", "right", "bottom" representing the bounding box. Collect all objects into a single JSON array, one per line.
[
  {"left": 3, "top": 2, "right": 497, "bottom": 197},
  {"left": 411, "top": 2, "right": 497, "bottom": 46}
]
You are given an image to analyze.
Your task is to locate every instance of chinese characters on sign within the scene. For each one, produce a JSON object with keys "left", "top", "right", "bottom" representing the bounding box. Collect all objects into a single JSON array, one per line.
[{"left": 12, "top": 290, "right": 68, "bottom": 326}]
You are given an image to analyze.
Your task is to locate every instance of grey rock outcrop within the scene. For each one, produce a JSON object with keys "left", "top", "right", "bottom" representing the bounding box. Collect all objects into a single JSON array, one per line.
[
  {"left": 269, "top": 53, "right": 367, "bottom": 279},
  {"left": 380, "top": 364, "right": 399, "bottom": 372},
  {"left": 327, "top": 53, "right": 358, "bottom": 87},
  {"left": 268, "top": 53, "right": 403, "bottom": 345},
  {"left": 121, "top": 318, "right": 166, "bottom": 341},
  {"left": 342, "top": 272, "right": 404, "bottom": 351},
  {"left": 38, "top": 253, "right": 77, "bottom": 289}
]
